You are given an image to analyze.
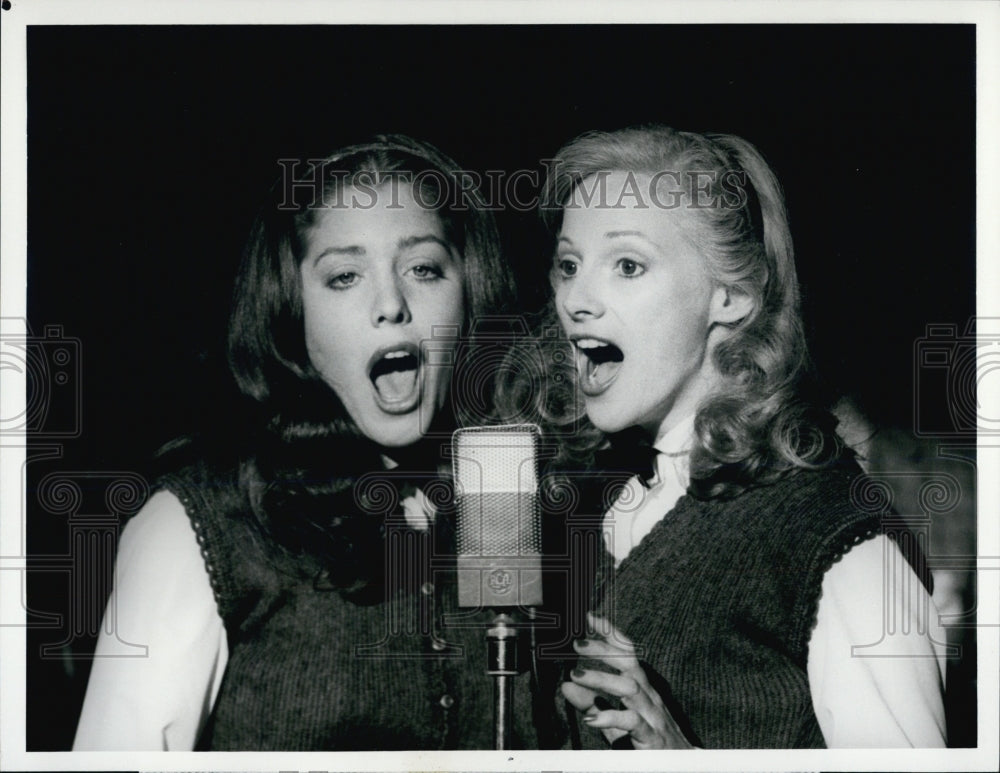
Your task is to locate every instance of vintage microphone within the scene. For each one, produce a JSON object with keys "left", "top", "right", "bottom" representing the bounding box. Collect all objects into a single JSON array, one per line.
[{"left": 451, "top": 424, "right": 542, "bottom": 750}]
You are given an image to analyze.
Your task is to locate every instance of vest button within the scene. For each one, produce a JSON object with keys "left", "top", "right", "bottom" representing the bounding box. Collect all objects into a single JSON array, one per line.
[
  {"left": 420, "top": 582, "right": 434, "bottom": 596},
  {"left": 439, "top": 694, "right": 454, "bottom": 709},
  {"left": 430, "top": 638, "right": 447, "bottom": 651}
]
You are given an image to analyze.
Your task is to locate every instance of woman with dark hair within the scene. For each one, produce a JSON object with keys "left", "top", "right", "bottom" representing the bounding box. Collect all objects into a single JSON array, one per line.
[
  {"left": 500, "top": 125, "right": 947, "bottom": 748},
  {"left": 73, "top": 135, "right": 546, "bottom": 750}
]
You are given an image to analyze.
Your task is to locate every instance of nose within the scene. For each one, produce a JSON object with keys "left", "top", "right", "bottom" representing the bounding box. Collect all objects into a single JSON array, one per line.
[
  {"left": 559, "top": 266, "right": 605, "bottom": 321},
  {"left": 371, "top": 273, "right": 412, "bottom": 326}
]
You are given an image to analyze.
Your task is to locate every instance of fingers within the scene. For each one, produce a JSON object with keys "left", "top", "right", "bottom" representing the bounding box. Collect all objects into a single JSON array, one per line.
[
  {"left": 574, "top": 635, "right": 636, "bottom": 662},
  {"left": 568, "top": 614, "right": 694, "bottom": 749},
  {"left": 581, "top": 699, "right": 685, "bottom": 750},
  {"left": 573, "top": 637, "right": 648, "bottom": 688},
  {"left": 587, "top": 612, "right": 635, "bottom": 648},
  {"left": 583, "top": 706, "right": 644, "bottom": 734},
  {"left": 569, "top": 666, "right": 639, "bottom": 701},
  {"left": 562, "top": 679, "right": 632, "bottom": 746},
  {"left": 569, "top": 666, "right": 664, "bottom": 730},
  {"left": 582, "top": 705, "right": 663, "bottom": 749},
  {"left": 562, "top": 670, "right": 686, "bottom": 749},
  {"left": 560, "top": 680, "right": 598, "bottom": 712}
]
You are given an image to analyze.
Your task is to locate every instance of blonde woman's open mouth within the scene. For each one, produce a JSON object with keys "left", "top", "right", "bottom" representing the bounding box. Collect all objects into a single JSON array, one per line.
[{"left": 572, "top": 336, "right": 624, "bottom": 397}]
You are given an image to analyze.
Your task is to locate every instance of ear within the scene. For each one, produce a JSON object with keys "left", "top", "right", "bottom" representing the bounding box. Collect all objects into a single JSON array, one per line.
[{"left": 709, "top": 285, "right": 753, "bottom": 326}]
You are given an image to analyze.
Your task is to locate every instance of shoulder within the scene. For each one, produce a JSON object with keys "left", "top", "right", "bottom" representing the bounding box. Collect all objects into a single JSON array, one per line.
[
  {"left": 749, "top": 460, "right": 865, "bottom": 509},
  {"left": 114, "top": 491, "right": 216, "bottom": 620},
  {"left": 153, "top": 453, "right": 249, "bottom": 561},
  {"left": 144, "top": 453, "right": 257, "bottom": 623},
  {"left": 151, "top": 449, "right": 304, "bottom": 624},
  {"left": 118, "top": 490, "right": 201, "bottom": 570},
  {"left": 706, "top": 460, "right": 875, "bottom": 538},
  {"left": 122, "top": 489, "right": 194, "bottom": 544},
  {"left": 75, "top": 488, "right": 227, "bottom": 751},
  {"left": 809, "top": 533, "right": 947, "bottom": 746},
  {"left": 155, "top": 446, "right": 242, "bottom": 505}
]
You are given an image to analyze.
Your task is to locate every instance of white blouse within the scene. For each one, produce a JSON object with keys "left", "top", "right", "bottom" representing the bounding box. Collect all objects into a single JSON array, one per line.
[
  {"left": 74, "top": 432, "right": 948, "bottom": 750},
  {"left": 73, "top": 489, "right": 228, "bottom": 750}
]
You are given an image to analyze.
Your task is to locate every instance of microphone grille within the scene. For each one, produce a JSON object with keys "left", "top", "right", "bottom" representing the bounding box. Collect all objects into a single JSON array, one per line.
[{"left": 452, "top": 425, "right": 541, "bottom": 556}]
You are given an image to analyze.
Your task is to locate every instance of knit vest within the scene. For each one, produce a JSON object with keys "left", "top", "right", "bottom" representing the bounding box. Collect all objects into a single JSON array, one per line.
[
  {"left": 159, "top": 461, "right": 558, "bottom": 750},
  {"left": 575, "top": 462, "right": 924, "bottom": 749}
]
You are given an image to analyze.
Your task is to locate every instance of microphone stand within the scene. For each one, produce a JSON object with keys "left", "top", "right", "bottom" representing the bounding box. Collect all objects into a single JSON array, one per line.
[{"left": 486, "top": 613, "right": 517, "bottom": 750}]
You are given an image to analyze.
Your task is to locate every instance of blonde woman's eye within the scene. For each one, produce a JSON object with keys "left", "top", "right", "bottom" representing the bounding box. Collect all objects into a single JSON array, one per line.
[
  {"left": 556, "top": 258, "right": 578, "bottom": 278},
  {"left": 327, "top": 271, "right": 359, "bottom": 289},
  {"left": 616, "top": 258, "right": 645, "bottom": 278}
]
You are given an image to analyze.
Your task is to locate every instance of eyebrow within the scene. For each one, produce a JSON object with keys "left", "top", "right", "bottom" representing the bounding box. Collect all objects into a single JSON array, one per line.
[
  {"left": 312, "top": 234, "right": 451, "bottom": 266},
  {"left": 604, "top": 229, "right": 651, "bottom": 240},
  {"left": 399, "top": 234, "right": 451, "bottom": 252},
  {"left": 555, "top": 230, "right": 657, "bottom": 249},
  {"left": 313, "top": 245, "right": 364, "bottom": 265}
]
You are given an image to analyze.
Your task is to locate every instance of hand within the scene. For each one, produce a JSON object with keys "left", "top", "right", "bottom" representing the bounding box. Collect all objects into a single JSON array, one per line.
[{"left": 561, "top": 613, "right": 695, "bottom": 749}]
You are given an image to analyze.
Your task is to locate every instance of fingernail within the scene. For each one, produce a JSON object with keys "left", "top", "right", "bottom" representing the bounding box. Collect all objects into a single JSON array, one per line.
[
  {"left": 571, "top": 667, "right": 586, "bottom": 678},
  {"left": 593, "top": 696, "right": 613, "bottom": 711},
  {"left": 582, "top": 714, "right": 596, "bottom": 723}
]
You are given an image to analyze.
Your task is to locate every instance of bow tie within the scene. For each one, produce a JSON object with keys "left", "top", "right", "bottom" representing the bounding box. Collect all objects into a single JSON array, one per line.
[{"left": 594, "top": 434, "right": 661, "bottom": 488}]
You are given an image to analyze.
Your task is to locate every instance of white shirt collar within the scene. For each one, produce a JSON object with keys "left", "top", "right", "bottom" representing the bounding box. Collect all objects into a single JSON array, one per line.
[
  {"left": 605, "top": 415, "right": 695, "bottom": 565},
  {"left": 650, "top": 414, "right": 696, "bottom": 489},
  {"left": 653, "top": 413, "right": 697, "bottom": 456}
]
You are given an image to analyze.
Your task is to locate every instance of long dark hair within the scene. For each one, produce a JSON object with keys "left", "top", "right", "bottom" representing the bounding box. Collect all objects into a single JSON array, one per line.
[{"left": 171, "top": 135, "right": 515, "bottom": 591}]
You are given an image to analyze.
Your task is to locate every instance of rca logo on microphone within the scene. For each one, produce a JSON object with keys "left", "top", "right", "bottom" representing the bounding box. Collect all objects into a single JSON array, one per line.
[{"left": 487, "top": 569, "right": 513, "bottom": 595}]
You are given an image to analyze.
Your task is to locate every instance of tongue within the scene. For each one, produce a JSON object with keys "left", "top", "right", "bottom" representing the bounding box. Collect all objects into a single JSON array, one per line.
[
  {"left": 374, "top": 368, "right": 417, "bottom": 401},
  {"left": 587, "top": 357, "right": 622, "bottom": 387}
]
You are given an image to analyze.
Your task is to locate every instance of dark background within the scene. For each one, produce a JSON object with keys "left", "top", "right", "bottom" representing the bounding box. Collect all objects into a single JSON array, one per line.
[{"left": 23, "top": 25, "right": 976, "bottom": 749}]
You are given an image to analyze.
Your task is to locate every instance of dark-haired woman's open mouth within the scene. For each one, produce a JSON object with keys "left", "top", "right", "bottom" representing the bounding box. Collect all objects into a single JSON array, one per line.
[{"left": 368, "top": 342, "right": 421, "bottom": 413}]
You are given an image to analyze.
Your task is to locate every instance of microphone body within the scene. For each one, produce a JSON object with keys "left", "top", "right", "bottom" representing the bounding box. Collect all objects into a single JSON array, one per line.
[{"left": 451, "top": 425, "right": 542, "bottom": 609}]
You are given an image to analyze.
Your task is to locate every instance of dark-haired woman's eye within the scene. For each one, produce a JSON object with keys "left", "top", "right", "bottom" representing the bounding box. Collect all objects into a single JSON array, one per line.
[{"left": 326, "top": 271, "right": 359, "bottom": 289}]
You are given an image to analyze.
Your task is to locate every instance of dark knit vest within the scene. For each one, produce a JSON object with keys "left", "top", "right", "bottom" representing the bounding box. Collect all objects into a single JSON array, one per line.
[
  {"left": 575, "top": 462, "right": 927, "bottom": 749},
  {"left": 159, "top": 461, "right": 559, "bottom": 750}
]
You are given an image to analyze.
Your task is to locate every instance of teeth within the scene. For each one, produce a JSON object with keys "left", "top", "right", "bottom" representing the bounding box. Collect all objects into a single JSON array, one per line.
[
  {"left": 575, "top": 338, "right": 610, "bottom": 350},
  {"left": 384, "top": 350, "right": 410, "bottom": 359}
]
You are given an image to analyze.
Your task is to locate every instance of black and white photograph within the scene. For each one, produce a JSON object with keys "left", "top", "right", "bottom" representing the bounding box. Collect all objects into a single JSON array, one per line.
[{"left": 1, "top": 1, "right": 997, "bottom": 771}]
